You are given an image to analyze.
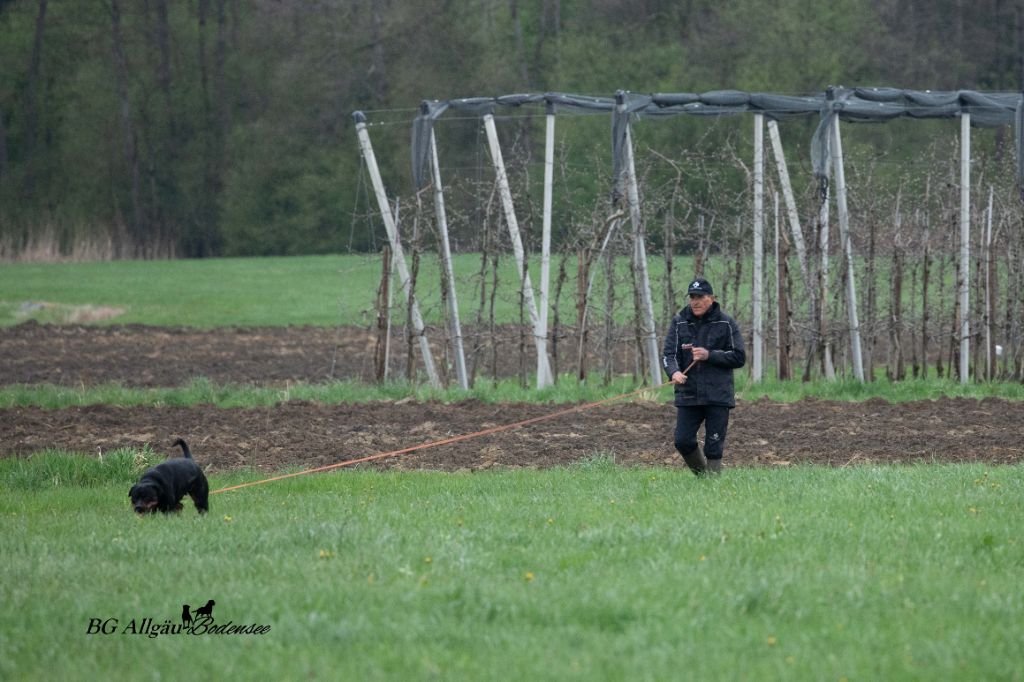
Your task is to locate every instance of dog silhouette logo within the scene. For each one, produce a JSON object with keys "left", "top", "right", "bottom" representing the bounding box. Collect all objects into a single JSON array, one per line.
[
  {"left": 87, "top": 597, "right": 272, "bottom": 637},
  {"left": 194, "top": 599, "right": 216, "bottom": 619}
]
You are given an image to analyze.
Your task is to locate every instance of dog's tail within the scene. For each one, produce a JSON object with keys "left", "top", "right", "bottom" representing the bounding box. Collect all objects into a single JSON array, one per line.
[{"left": 172, "top": 438, "right": 192, "bottom": 459}]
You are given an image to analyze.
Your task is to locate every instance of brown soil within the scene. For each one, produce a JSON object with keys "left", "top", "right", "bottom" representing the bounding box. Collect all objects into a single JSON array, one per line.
[
  {"left": 2, "top": 323, "right": 1022, "bottom": 472},
  {"left": 0, "top": 321, "right": 637, "bottom": 388}
]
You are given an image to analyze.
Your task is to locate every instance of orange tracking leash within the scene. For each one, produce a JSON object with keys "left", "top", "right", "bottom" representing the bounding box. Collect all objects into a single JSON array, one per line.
[{"left": 210, "top": 361, "right": 698, "bottom": 496}]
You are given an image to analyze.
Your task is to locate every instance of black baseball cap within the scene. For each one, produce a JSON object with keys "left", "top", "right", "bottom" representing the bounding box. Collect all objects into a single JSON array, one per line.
[{"left": 687, "top": 277, "right": 714, "bottom": 296}]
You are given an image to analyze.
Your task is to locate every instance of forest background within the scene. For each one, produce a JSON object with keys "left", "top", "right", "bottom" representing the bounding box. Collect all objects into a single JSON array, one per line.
[{"left": 1, "top": 0, "right": 1022, "bottom": 260}]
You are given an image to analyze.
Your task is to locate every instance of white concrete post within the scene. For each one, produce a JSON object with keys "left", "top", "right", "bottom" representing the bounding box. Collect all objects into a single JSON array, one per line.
[
  {"left": 482, "top": 112, "right": 554, "bottom": 387},
  {"left": 354, "top": 114, "right": 440, "bottom": 388},
  {"left": 752, "top": 113, "right": 764, "bottom": 381},
  {"left": 540, "top": 101, "right": 555, "bottom": 381},
  {"left": 621, "top": 117, "right": 664, "bottom": 386},
  {"left": 428, "top": 128, "right": 469, "bottom": 389},
  {"left": 959, "top": 112, "right": 971, "bottom": 384},
  {"left": 830, "top": 116, "right": 865, "bottom": 381}
]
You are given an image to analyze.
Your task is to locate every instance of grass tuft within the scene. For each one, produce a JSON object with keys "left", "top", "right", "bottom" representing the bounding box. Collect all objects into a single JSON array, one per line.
[{"left": 0, "top": 446, "right": 159, "bottom": 491}]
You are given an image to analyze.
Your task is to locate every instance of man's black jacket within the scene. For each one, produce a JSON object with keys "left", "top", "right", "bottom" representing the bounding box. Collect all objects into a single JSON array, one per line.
[{"left": 662, "top": 301, "right": 746, "bottom": 407}]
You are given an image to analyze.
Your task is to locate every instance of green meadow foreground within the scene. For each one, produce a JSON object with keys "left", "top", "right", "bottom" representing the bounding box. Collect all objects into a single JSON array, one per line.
[
  {"left": 2, "top": 454, "right": 1022, "bottom": 680},
  {"left": 3, "top": 256, "right": 1024, "bottom": 679}
]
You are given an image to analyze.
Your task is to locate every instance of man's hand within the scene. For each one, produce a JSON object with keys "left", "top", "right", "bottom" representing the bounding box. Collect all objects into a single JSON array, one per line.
[
  {"left": 671, "top": 371, "right": 687, "bottom": 384},
  {"left": 691, "top": 346, "right": 710, "bottom": 362}
]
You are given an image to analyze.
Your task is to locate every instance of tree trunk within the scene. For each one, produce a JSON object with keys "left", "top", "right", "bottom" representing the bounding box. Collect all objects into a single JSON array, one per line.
[
  {"left": 22, "top": 0, "right": 47, "bottom": 196},
  {"left": 694, "top": 214, "right": 706, "bottom": 277},
  {"left": 489, "top": 249, "right": 500, "bottom": 386},
  {"left": 374, "top": 244, "right": 392, "bottom": 383},
  {"left": 510, "top": 0, "right": 531, "bottom": 86},
  {"left": 1004, "top": 219, "right": 1021, "bottom": 379},
  {"left": 887, "top": 196, "right": 905, "bottom": 381},
  {"left": 0, "top": 101, "right": 8, "bottom": 181},
  {"left": 196, "top": 0, "right": 216, "bottom": 256},
  {"left": 406, "top": 199, "right": 423, "bottom": 383},
  {"left": 731, "top": 216, "right": 744, "bottom": 316},
  {"left": 887, "top": 244, "right": 904, "bottom": 381},
  {"left": 949, "top": 257, "right": 962, "bottom": 381},
  {"left": 920, "top": 226, "right": 931, "bottom": 380},
  {"left": 214, "top": 0, "right": 229, "bottom": 142},
  {"left": 936, "top": 252, "right": 948, "bottom": 379},
  {"left": 777, "top": 226, "right": 793, "bottom": 380},
  {"left": 369, "top": 0, "right": 390, "bottom": 103},
  {"left": 604, "top": 244, "right": 616, "bottom": 385},
  {"left": 576, "top": 246, "right": 592, "bottom": 381},
  {"left": 551, "top": 253, "right": 569, "bottom": 378},
  {"left": 1010, "top": 222, "right": 1024, "bottom": 379},
  {"left": 110, "top": 0, "right": 146, "bottom": 255},
  {"left": 865, "top": 212, "right": 878, "bottom": 380},
  {"left": 472, "top": 181, "right": 498, "bottom": 384},
  {"left": 909, "top": 257, "right": 920, "bottom": 379},
  {"left": 663, "top": 206, "right": 676, "bottom": 324},
  {"left": 154, "top": 0, "right": 175, "bottom": 133},
  {"left": 519, "top": 255, "right": 528, "bottom": 388}
]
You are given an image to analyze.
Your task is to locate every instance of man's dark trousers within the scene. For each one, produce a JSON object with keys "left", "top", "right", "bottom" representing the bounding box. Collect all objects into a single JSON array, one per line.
[{"left": 674, "top": 405, "right": 731, "bottom": 460}]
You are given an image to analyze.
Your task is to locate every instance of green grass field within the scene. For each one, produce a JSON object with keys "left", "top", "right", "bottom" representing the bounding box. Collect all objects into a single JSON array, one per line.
[
  {"left": 0, "top": 251, "right": 977, "bottom": 329},
  {"left": 3, "top": 373, "right": 1024, "bottom": 410},
  {"left": 3, "top": 256, "right": 1023, "bottom": 679},
  {"left": 2, "top": 452, "right": 1022, "bottom": 680},
  {"left": 2, "top": 253, "right": 635, "bottom": 327}
]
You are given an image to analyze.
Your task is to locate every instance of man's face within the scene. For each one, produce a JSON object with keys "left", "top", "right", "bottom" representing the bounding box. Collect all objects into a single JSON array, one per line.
[{"left": 688, "top": 293, "right": 714, "bottom": 317}]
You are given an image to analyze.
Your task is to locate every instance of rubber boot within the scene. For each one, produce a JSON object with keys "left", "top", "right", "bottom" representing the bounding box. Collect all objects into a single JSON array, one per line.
[
  {"left": 706, "top": 458, "right": 723, "bottom": 475},
  {"left": 680, "top": 444, "right": 707, "bottom": 476}
]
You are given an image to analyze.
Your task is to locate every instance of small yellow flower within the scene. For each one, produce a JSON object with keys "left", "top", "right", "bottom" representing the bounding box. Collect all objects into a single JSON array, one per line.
[
  {"left": 524, "top": 572, "right": 535, "bottom": 582},
  {"left": 699, "top": 555, "right": 707, "bottom": 562},
  {"left": 223, "top": 515, "right": 233, "bottom": 523},
  {"left": 318, "top": 549, "right": 334, "bottom": 559},
  {"left": 424, "top": 556, "right": 432, "bottom": 564},
  {"left": 547, "top": 518, "right": 554, "bottom": 525},
  {"left": 767, "top": 636, "right": 777, "bottom": 646}
]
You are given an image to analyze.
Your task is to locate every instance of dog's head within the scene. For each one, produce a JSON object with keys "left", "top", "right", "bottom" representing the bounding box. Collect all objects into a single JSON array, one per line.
[{"left": 128, "top": 483, "right": 160, "bottom": 513}]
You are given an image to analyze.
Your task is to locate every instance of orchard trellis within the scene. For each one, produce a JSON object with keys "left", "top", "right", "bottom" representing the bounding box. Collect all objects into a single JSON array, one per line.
[{"left": 354, "top": 87, "right": 1023, "bottom": 388}]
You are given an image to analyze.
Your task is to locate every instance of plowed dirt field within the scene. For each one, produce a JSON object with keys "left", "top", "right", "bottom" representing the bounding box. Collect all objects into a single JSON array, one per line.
[{"left": 3, "top": 323, "right": 1021, "bottom": 472}]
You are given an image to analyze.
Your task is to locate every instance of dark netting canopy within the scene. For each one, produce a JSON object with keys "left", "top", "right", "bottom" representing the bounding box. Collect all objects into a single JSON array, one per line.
[{"left": 406, "top": 86, "right": 1024, "bottom": 194}]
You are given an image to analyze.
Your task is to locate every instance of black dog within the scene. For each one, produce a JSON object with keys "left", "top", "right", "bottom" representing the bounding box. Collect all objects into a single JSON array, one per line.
[
  {"left": 195, "top": 599, "right": 216, "bottom": 618},
  {"left": 182, "top": 604, "right": 193, "bottom": 627},
  {"left": 128, "top": 439, "right": 209, "bottom": 514}
]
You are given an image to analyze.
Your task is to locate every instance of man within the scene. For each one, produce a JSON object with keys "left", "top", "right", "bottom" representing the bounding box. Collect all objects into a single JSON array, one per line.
[{"left": 662, "top": 277, "right": 746, "bottom": 475}]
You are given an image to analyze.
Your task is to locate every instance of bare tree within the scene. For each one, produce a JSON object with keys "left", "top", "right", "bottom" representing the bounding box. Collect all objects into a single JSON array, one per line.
[
  {"left": 110, "top": 0, "right": 145, "bottom": 254},
  {"left": 22, "top": 0, "right": 48, "bottom": 196}
]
